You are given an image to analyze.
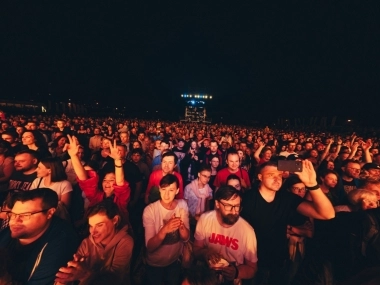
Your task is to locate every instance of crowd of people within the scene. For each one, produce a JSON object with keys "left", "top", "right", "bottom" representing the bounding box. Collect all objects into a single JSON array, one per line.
[{"left": 0, "top": 113, "right": 380, "bottom": 284}]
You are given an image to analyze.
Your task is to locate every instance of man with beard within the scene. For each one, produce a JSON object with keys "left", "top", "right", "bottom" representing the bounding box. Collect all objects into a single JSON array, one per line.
[
  {"left": 8, "top": 150, "right": 39, "bottom": 193},
  {"left": 338, "top": 159, "right": 362, "bottom": 204},
  {"left": 193, "top": 185, "right": 258, "bottom": 284},
  {"left": 0, "top": 188, "right": 78, "bottom": 284},
  {"left": 241, "top": 160, "right": 335, "bottom": 285}
]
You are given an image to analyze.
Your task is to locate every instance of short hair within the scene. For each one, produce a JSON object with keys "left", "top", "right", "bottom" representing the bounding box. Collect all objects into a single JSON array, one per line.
[
  {"left": 226, "top": 150, "right": 239, "bottom": 159},
  {"left": 9, "top": 188, "right": 58, "bottom": 209},
  {"left": 348, "top": 189, "right": 377, "bottom": 206},
  {"left": 159, "top": 173, "right": 179, "bottom": 189},
  {"left": 214, "top": 185, "right": 241, "bottom": 201},
  {"left": 257, "top": 160, "right": 278, "bottom": 174},
  {"left": 116, "top": 143, "right": 127, "bottom": 151},
  {"left": 226, "top": 174, "right": 241, "bottom": 184},
  {"left": 198, "top": 164, "right": 211, "bottom": 173},
  {"left": 161, "top": 151, "right": 178, "bottom": 164},
  {"left": 15, "top": 149, "right": 39, "bottom": 161},
  {"left": 87, "top": 200, "right": 123, "bottom": 230},
  {"left": 40, "top": 157, "right": 68, "bottom": 182},
  {"left": 341, "top": 159, "right": 360, "bottom": 168},
  {"left": 210, "top": 140, "right": 218, "bottom": 145}
]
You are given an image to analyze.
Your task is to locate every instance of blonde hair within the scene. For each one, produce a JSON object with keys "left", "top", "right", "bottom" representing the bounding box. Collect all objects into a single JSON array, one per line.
[{"left": 348, "top": 189, "right": 377, "bottom": 206}]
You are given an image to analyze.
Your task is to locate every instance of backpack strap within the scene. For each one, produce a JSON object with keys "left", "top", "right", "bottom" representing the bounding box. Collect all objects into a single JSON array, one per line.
[{"left": 36, "top": 178, "right": 43, "bottom": 189}]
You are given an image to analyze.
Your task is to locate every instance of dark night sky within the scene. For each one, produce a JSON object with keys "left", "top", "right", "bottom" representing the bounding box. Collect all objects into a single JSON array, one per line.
[{"left": 0, "top": 1, "right": 379, "bottom": 121}]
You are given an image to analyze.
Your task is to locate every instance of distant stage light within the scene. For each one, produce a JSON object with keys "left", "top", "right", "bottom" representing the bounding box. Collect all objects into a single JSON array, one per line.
[{"left": 210, "top": 96, "right": 212, "bottom": 99}]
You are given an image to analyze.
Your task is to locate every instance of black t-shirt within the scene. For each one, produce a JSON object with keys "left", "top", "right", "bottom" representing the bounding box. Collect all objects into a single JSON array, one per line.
[
  {"left": 241, "top": 188, "right": 303, "bottom": 267},
  {"left": 8, "top": 171, "right": 37, "bottom": 192}
]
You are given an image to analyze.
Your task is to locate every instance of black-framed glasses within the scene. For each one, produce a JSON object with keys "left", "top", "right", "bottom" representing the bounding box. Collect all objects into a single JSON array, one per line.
[
  {"left": 7, "top": 209, "right": 49, "bottom": 220},
  {"left": 218, "top": 201, "right": 242, "bottom": 212}
]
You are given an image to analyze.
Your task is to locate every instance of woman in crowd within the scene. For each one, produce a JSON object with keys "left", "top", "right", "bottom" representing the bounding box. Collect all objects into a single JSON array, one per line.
[
  {"left": 49, "top": 135, "right": 69, "bottom": 159},
  {"left": 30, "top": 157, "right": 73, "bottom": 219},
  {"left": 21, "top": 130, "right": 50, "bottom": 158},
  {"left": 90, "top": 137, "right": 112, "bottom": 170},
  {"left": 335, "top": 189, "right": 379, "bottom": 212},
  {"left": 285, "top": 175, "right": 314, "bottom": 280},
  {"left": 104, "top": 125, "right": 116, "bottom": 141},
  {"left": 254, "top": 141, "right": 273, "bottom": 165},
  {"left": 67, "top": 135, "right": 131, "bottom": 225},
  {"left": 55, "top": 200, "right": 134, "bottom": 285}
]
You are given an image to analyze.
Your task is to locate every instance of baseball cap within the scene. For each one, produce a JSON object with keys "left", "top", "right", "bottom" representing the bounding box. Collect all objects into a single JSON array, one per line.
[{"left": 362, "top": 163, "right": 380, "bottom": 171}]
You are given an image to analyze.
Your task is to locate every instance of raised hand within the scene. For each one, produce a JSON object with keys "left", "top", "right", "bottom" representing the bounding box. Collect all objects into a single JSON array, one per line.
[
  {"left": 362, "top": 139, "right": 373, "bottom": 151},
  {"left": 108, "top": 140, "right": 122, "bottom": 161},
  {"left": 294, "top": 160, "right": 317, "bottom": 187},
  {"left": 258, "top": 141, "right": 265, "bottom": 148},
  {"left": 66, "top": 135, "right": 79, "bottom": 158}
]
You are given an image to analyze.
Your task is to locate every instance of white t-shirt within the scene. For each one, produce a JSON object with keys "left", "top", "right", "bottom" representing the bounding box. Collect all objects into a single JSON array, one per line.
[
  {"left": 194, "top": 211, "right": 258, "bottom": 266},
  {"left": 30, "top": 178, "right": 73, "bottom": 200},
  {"left": 143, "top": 199, "right": 190, "bottom": 267}
]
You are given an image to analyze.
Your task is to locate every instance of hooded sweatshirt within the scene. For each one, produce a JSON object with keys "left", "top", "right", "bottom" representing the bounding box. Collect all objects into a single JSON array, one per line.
[{"left": 76, "top": 225, "right": 133, "bottom": 285}]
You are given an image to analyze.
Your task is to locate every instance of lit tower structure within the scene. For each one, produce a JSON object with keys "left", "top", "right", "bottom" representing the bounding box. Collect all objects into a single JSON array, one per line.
[{"left": 180, "top": 94, "right": 212, "bottom": 123}]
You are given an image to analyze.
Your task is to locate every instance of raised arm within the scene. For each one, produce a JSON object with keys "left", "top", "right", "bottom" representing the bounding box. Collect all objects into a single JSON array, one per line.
[
  {"left": 253, "top": 141, "right": 265, "bottom": 163},
  {"left": 362, "top": 139, "right": 373, "bottom": 163},
  {"left": 319, "top": 139, "right": 333, "bottom": 162},
  {"left": 348, "top": 142, "right": 359, "bottom": 160},
  {"left": 67, "top": 135, "right": 88, "bottom": 180},
  {"left": 109, "top": 140, "right": 124, "bottom": 186},
  {"left": 295, "top": 160, "right": 335, "bottom": 220}
]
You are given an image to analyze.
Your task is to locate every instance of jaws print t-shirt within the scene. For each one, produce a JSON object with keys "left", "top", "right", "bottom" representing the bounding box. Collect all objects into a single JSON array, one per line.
[{"left": 194, "top": 211, "right": 258, "bottom": 265}]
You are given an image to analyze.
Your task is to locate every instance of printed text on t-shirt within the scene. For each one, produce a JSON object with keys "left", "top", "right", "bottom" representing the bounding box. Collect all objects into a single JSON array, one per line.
[{"left": 209, "top": 233, "right": 239, "bottom": 250}]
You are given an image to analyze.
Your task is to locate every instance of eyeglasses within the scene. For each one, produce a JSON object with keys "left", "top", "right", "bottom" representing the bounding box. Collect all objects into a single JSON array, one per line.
[
  {"left": 218, "top": 201, "right": 242, "bottom": 212},
  {"left": 362, "top": 199, "right": 379, "bottom": 206},
  {"left": 7, "top": 209, "right": 49, "bottom": 220},
  {"left": 347, "top": 167, "right": 361, "bottom": 173}
]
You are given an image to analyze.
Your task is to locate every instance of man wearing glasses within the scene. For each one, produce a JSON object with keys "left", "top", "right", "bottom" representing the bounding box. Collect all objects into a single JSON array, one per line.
[
  {"left": 339, "top": 159, "right": 362, "bottom": 204},
  {"left": 193, "top": 185, "right": 258, "bottom": 284},
  {"left": 0, "top": 188, "right": 78, "bottom": 284}
]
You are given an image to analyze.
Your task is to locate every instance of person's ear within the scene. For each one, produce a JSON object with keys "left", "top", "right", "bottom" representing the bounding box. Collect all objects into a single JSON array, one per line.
[
  {"left": 215, "top": 200, "right": 220, "bottom": 209},
  {"left": 257, "top": 174, "right": 263, "bottom": 182},
  {"left": 47, "top": 208, "right": 56, "bottom": 219},
  {"left": 112, "top": 215, "right": 120, "bottom": 227},
  {"left": 176, "top": 188, "right": 179, "bottom": 195},
  {"left": 32, "top": 158, "right": 38, "bottom": 166}
]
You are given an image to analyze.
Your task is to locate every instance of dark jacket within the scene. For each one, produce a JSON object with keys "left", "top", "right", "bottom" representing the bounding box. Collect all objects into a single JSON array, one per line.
[{"left": 0, "top": 216, "right": 79, "bottom": 285}]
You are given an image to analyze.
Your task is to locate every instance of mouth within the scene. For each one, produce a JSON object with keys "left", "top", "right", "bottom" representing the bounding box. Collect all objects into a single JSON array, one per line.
[
  {"left": 11, "top": 226, "right": 24, "bottom": 232},
  {"left": 92, "top": 234, "right": 100, "bottom": 239}
]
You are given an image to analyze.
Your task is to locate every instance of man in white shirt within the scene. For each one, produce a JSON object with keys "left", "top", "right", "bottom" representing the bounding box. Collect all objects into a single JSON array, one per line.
[
  {"left": 279, "top": 141, "right": 297, "bottom": 158},
  {"left": 193, "top": 185, "right": 258, "bottom": 284}
]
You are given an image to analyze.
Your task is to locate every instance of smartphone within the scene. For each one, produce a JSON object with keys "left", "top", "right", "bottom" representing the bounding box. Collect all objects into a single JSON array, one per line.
[{"left": 277, "top": 160, "right": 303, "bottom": 172}]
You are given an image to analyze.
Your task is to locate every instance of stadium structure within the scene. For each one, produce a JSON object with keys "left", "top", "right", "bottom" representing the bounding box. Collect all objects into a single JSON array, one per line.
[{"left": 180, "top": 94, "right": 212, "bottom": 123}]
